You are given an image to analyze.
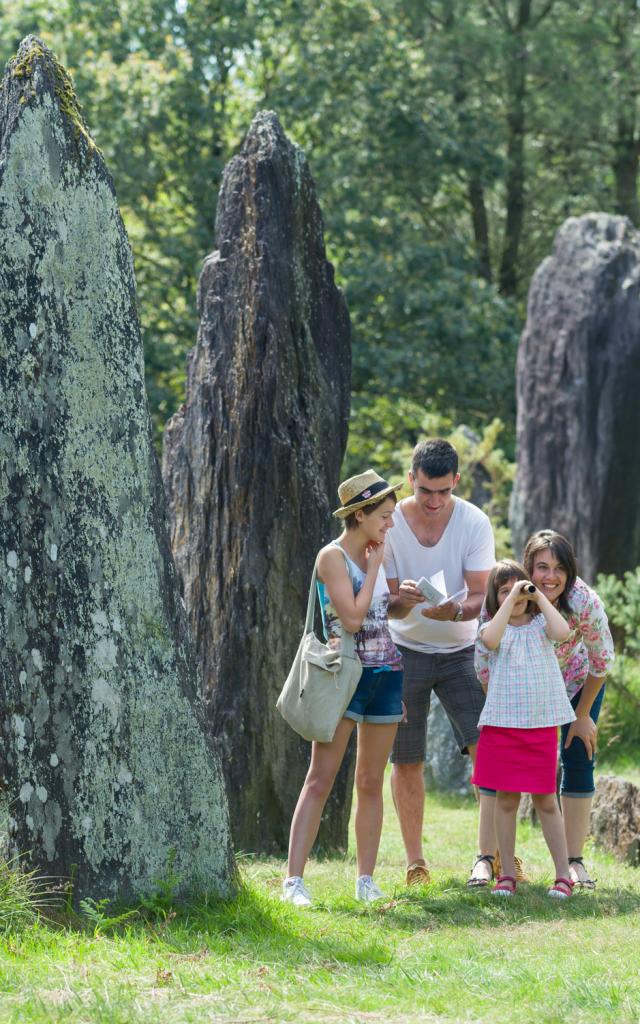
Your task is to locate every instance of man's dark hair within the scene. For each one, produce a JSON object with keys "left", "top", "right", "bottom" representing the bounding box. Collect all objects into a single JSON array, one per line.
[{"left": 411, "top": 439, "right": 458, "bottom": 479}]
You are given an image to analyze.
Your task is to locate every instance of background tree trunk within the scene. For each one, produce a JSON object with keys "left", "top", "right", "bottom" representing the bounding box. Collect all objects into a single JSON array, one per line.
[
  {"left": 498, "top": 1, "right": 531, "bottom": 296},
  {"left": 0, "top": 38, "right": 234, "bottom": 901},
  {"left": 162, "top": 111, "right": 353, "bottom": 853},
  {"left": 612, "top": 1, "right": 640, "bottom": 224}
]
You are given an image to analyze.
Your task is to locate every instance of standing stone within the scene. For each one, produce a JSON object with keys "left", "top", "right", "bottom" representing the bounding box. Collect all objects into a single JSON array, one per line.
[
  {"left": 0, "top": 38, "right": 234, "bottom": 900},
  {"left": 424, "top": 696, "right": 472, "bottom": 795},
  {"left": 511, "top": 213, "right": 640, "bottom": 580},
  {"left": 163, "top": 111, "right": 352, "bottom": 853},
  {"left": 590, "top": 775, "right": 640, "bottom": 866}
]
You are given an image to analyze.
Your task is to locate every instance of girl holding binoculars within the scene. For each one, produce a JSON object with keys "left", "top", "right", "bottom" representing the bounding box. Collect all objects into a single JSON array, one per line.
[{"left": 471, "top": 560, "right": 577, "bottom": 898}]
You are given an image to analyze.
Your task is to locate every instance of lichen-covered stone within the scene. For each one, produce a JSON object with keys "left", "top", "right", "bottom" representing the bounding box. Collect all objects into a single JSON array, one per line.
[
  {"left": 0, "top": 37, "right": 234, "bottom": 900},
  {"left": 511, "top": 214, "right": 640, "bottom": 580},
  {"left": 162, "top": 111, "right": 352, "bottom": 852}
]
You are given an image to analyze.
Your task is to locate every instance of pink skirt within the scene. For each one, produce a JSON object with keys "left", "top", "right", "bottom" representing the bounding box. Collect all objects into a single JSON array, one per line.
[{"left": 471, "top": 725, "right": 558, "bottom": 794}]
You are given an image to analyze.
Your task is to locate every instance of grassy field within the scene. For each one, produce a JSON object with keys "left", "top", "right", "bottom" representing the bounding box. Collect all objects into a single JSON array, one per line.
[{"left": 0, "top": 769, "right": 639, "bottom": 1024}]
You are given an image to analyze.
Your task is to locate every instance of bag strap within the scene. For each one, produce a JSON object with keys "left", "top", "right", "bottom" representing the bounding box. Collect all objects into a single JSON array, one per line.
[{"left": 304, "top": 544, "right": 357, "bottom": 658}]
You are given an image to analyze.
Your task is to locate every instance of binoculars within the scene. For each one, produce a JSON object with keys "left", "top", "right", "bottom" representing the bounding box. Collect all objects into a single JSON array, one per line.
[{"left": 522, "top": 583, "right": 536, "bottom": 594}]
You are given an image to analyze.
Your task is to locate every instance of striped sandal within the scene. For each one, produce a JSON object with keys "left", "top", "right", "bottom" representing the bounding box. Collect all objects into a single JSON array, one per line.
[
  {"left": 569, "top": 856, "right": 596, "bottom": 890},
  {"left": 492, "top": 875, "right": 516, "bottom": 897},
  {"left": 548, "top": 877, "right": 574, "bottom": 900},
  {"left": 466, "top": 853, "right": 495, "bottom": 888}
]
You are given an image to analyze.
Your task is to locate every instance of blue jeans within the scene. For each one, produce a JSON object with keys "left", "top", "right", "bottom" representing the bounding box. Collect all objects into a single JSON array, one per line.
[{"left": 560, "top": 684, "right": 606, "bottom": 797}]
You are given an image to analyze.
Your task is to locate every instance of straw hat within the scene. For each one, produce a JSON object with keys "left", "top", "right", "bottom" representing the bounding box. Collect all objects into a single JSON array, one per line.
[{"left": 333, "top": 469, "right": 402, "bottom": 519}]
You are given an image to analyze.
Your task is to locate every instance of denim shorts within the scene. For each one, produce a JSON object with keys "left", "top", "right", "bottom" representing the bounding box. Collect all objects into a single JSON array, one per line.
[{"left": 344, "top": 667, "right": 404, "bottom": 724}]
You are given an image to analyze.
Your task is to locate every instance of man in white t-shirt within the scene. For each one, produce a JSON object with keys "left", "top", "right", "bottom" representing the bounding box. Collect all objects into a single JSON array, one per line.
[{"left": 385, "top": 438, "right": 497, "bottom": 887}]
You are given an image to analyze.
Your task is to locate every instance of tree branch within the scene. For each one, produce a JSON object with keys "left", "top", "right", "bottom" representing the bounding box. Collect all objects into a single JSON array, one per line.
[
  {"left": 484, "top": 0, "right": 513, "bottom": 31},
  {"left": 531, "top": 0, "right": 559, "bottom": 28}
]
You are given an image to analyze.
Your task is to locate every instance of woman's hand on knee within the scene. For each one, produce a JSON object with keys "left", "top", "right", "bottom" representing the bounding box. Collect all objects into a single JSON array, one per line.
[{"left": 564, "top": 717, "right": 597, "bottom": 760}]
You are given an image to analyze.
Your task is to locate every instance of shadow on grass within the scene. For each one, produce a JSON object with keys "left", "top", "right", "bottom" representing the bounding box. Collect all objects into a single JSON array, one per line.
[
  {"left": 339, "top": 875, "right": 640, "bottom": 932},
  {"left": 26, "top": 868, "right": 640, "bottom": 978},
  {"left": 39, "top": 882, "right": 394, "bottom": 969},
  {"left": 131, "top": 873, "right": 640, "bottom": 951}
]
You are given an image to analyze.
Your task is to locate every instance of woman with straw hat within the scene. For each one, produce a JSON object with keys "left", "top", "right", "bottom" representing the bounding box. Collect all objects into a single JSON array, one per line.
[{"left": 282, "top": 470, "right": 407, "bottom": 907}]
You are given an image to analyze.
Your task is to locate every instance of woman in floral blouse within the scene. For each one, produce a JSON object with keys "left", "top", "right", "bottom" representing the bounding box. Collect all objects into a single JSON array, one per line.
[{"left": 475, "top": 530, "right": 614, "bottom": 888}]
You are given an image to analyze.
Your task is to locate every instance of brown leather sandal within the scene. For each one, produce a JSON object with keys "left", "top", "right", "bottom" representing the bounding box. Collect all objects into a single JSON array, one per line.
[{"left": 406, "top": 860, "right": 431, "bottom": 887}]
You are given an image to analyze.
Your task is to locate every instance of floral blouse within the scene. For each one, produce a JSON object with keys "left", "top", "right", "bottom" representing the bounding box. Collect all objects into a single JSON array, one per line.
[{"left": 475, "top": 577, "right": 615, "bottom": 700}]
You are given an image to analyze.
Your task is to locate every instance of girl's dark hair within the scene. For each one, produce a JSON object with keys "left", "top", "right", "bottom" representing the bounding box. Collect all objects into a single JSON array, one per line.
[
  {"left": 485, "top": 559, "right": 534, "bottom": 618},
  {"left": 522, "top": 530, "right": 577, "bottom": 616},
  {"left": 345, "top": 491, "right": 397, "bottom": 530}
]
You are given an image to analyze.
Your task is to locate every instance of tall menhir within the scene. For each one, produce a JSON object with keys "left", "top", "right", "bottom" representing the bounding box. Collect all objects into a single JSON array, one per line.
[
  {"left": 163, "top": 111, "right": 352, "bottom": 852},
  {"left": 0, "top": 38, "right": 234, "bottom": 900},
  {"left": 511, "top": 213, "right": 640, "bottom": 580}
]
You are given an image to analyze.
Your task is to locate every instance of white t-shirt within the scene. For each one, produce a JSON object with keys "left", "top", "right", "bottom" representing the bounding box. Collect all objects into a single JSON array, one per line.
[{"left": 384, "top": 497, "right": 495, "bottom": 654}]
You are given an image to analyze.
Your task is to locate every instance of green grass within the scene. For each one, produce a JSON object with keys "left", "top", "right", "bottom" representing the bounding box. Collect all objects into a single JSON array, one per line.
[{"left": 0, "top": 774, "right": 639, "bottom": 1023}]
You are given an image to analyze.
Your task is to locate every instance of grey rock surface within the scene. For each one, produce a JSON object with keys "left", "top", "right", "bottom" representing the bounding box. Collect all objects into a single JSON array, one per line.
[
  {"left": 162, "top": 111, "right": 352, "bottom": 852},
  {"left": 0, "top": 38, "right": 234, "bottom": 900},
  {"left": 424, "top": 696, "right": 472, "bottom": 794},
  {"left": 511, "top": 213, "right": 640, "bottom": 580},
  {"left": 590, "top": 774, "right": 640, "bottom": 866}
]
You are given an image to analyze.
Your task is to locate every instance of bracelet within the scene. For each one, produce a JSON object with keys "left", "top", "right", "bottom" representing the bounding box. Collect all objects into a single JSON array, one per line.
[{"left": 453, "top": 602, "right": 464, "bottom": 622}]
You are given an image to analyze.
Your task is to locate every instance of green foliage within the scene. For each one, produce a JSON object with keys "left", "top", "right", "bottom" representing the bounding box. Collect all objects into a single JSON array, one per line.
[
  {"left": 78, "top": 897, "right": 138, "bottom": 936},
  {"left": 137, "top": 848, "right": 182, "bottom": 920},
  {"left": 0, "top": 859, "right": 55, "bottom": 933},
  {"left": 3, "top": 0, "right": 640, "bottom": 455},
  {"left": 595, "top": 568, "right": 640, "bottom": 762},
  {"left": 448, "top": 419, "right": 515, "bottom": 559},
  {"left": 597, "top": 568, "right": 640, "bottom": 659}
]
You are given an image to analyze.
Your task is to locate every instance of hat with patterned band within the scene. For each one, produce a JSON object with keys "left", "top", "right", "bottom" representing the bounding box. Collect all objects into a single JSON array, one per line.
[{"left": 333, "top": 469, "right": 402, "bottom": 519}]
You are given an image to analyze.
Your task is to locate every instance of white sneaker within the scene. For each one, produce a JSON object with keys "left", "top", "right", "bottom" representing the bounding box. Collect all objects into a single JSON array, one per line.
[
  {"left": 355, "top": 874, "right": 386, "bottom": 903},
  {"left": 281, "top": 876, "right": 312, "bottom": 907}
]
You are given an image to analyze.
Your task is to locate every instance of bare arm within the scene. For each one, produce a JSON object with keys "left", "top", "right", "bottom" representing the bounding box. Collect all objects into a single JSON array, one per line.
[
  {"left": 533, "top": 588, "right": 571, "bottom": 641},
  {"left": 318, "top": 543, "right": 384, "bottom": 633},
  {"left": 481, "top": 579, "right": 530, "bottom": 649}
]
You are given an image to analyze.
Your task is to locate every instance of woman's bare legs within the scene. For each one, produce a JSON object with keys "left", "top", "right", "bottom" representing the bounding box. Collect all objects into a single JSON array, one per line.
[
  {"left": 533, "top": 792, "right": 571, "bottom": 879},
  {"left": 468, "top": 744, "right": 498, "bottom": 883},
  {"left": 353, "top": 722, "right": 398, "bottom": 876},
  {"left": 287, "top": 717, "right": 356, "bottom": 878},
  {"left": 562, "top": 795, "right": 594, "bottom": 883}
]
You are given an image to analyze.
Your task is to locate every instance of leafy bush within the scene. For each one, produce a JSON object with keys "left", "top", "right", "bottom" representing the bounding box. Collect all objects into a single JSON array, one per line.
[{"left": 594, "top": 568, "right": 640, "bottom": 763}]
